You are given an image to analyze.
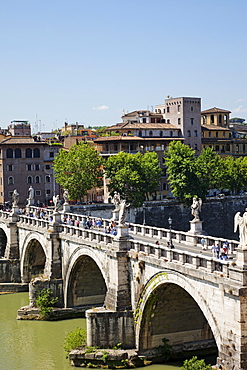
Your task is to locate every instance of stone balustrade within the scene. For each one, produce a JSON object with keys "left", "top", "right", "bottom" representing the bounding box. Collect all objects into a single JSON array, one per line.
[{"left": 128, "top": 239, "right": 230, "bottom": 277}]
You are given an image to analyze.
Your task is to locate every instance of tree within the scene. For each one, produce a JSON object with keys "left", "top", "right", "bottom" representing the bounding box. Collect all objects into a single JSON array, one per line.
[
  {"left": 222, "top": 156, "right": 247, "bottom": 194},
  {"left": 53, "top": 142, "right": 103, "bottom": 201},
  {"left": 195, "top": 147, "right": 225, "bottom": 191},
  {"left": 104, "top": 151, "right": 162, "bottom": 207},
  {"left": 165, "top": 141, "right": 205, "bottom": 204}
]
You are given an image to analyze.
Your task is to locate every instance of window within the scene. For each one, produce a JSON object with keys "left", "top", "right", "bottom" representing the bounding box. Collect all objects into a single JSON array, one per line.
[
  {"left": 229, "top": 133, "right": 231, "bottom": 138},
  {"left": 187, "top": 130, "right": 191, "bottom": 137},
  {"left": 243, "top": 144, "right": 246, "bottom": 153},
  {"left": 160, "top": 131, "right": 163, "bottom": 137},
  {"left": 191, "top": 118, "right": 194, "bottom": 125},
  {"left": 138, "top": 131, "right": 142, "bottom": 137},
  {"left": 46, "top": 189, "right": 51, "bottom": 195},
  {"left": 15, "top": 148, "right": 21, "bottom": 158},
  {"left": 226, "top": 144, "right": 230, "bottom": 151},
  {"left": 26, "top": 164, "right": 32, "bottom": 171},
  {"left": 194, "top": 130, "right": 198, "bottom": 137},
  {"left": 201, "top": 131, "right": 204, "bottom": 138},
  {"left": 7, "top": 164, "right": 13, "bottom": 171},
  {"left": 195, "top": 144, "right": 198, "bottom": 151},
  {"left": 35, "top": 190, "right": 41, "bottom": 196},
  {"left": 35, "top": 176, "right": 40, "bottom": 183},
  {"left": 163, "top": 109, "right": 165, "bottom": 113},
  {"left": 170, "top": 131, "right": 173, "bottom": 137},
  {"left": 114, "top": 143, "right": 118, "bottom": 151},
  {"left": 178, "top": 118, "right": 181, "bottom": 125},
  {"left": 178, "top": 105, "right": 180, "bottom": 112},
  {"left": 8, "top": 176, "right": 14, "bottom": 184},
  {"left": 203, "top": 116, "right": 206, "bottom": 124},
  {"left": 143, "top": 118, "right": 146, "bottom": 123},
  {"left": 223, "top": 131, "right": 226, "bottom": 138},
  {"left": 216, "top": 131, "right": 218, "bottom": 138},
  {"left": 27, "top": 176, "right": 32, "bottom": 184},
  {"left": 208, "top": 132, "right": 211, "bottom": 138},
  {"left": 211, "top": 115, "right": 214, "bottom": 124},
  {"left": 149, "top": 131, "right": 153, "bottom": 136},
  {"left": 162, "top": 183, "right": 167, "bottom": 191},
  {"left": 45, "top": 164, "right": 51, "bottom": 170},
  {"left": 26, "top": 148, "right": 32, "bottom": 158},
  {"left": 167, "top": 107, "right": 170, "bottom": 113},
  {"left": 167, "top": 119, "right": 170, "bottom": 124},
  {"left": 215, "top": 145, "right": 219, "bottom": 151},
  {"left": 236, "top": 144, "right": 239, "bottom": 153},
  {"left": 35, "top": 164, "right": 40, "bottom": 171},
  {"left": 49, "top": 151, "right": 54, "bottom": 158},
  {"left": 34, "top": 148, "right": 40, "bottom": 158},
  {"left": 45, "top": 175, "right": 51, "bottom": 183},
  {"left": 6, "top": 148, "right": 13, "bottom": 158},
  {"left": 8, "top": 191, "right": 13, "bottom": 197},
  {"left": 219, "top": 115, "right": 222, "bottom": 124},
  {"left": 191, "top": 106, "right": 194, "bottom": 111}
]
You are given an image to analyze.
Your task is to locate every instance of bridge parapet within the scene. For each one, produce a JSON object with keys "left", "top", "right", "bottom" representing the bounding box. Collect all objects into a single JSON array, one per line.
[
  {"left": 128, "top": 239, "right": 231, "bottom": 279},
  {"left": 129, "top": 223, "right": 239, "bottom": 253}
]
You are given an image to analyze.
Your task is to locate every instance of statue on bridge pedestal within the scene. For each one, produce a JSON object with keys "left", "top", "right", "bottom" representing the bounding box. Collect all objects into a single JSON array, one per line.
[
  {"left": 113, "top": 191, "right": 121, "bottom": 212},
  {"left": 53, "top": 194, "right": 61, "bottom": 213},
  {"left": 119, "top": 199, "right": 130, "bottom": 226},
  {"left": 191, "top": 197, "right": 202, "bottom": 221},
  {"left": 234, "top": 210, "right": 247, "bottom": 248},
  {"left": 63, "top": 189, "right": 69, "bottom": 205},
  {"left": 12, "top": 189, "right": 19, "bottom": 207},
  {"left": 27, "top": 185, "right": 35, "bottom": 206}
]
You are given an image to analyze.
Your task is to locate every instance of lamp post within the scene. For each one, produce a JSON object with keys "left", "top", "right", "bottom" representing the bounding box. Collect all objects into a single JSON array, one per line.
[
  {"left": 143, "top": 203, "right": 146, "bottom": 225},
  {"left": 168, "top": 216, "right": 174, "bottom": 248}
]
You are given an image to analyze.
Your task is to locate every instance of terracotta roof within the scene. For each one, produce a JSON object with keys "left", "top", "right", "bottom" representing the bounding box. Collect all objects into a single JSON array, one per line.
[
  {"left": 201, "top": 125, "right": 230, "bottom": 131},
  {"left": 107, "top": 123, "right": 178, "bottom": 130},
  {"left": 95, "top": 135, "right": 183, "bottom": 142},
  {"left": 201, "top": 107, "right": 231, "bottom": 114},
  {"left": 122, "top": 110, "right": 162, "bottom": 118},
  {"left": 0, "top": 137, "right": 46, "bottom": 145}
]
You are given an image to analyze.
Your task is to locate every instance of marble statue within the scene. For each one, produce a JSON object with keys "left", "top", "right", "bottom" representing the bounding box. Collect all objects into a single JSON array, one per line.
[
  {"left": 234, "top": 210, "right": 247, "bottom": 247},
  {"left": 63, "top": 189, "right": 69, "bottom": 204},
  {"left": 113, "top": 191, "right": 121, "bottom": 212},
  {"left": 28, "top": 185, "right": 34, "bottom": 200},
  {"left": 53, "top": 194, "right": 60, "bottom": 212},
  {"left": 191, "top": 197, "right": 202, "bottom": 221},
  {"left": 119, "top": 199, "right": 130, "bottom": 225},
  {"left": 12, "top": 189, "right": 19, "bottom": 206}
]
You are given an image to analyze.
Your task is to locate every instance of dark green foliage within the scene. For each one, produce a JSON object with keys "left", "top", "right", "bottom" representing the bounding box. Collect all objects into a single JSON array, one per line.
[
  {"left": 36, "top": 288, "right": 58, "bottom": 319},
  {"left": 157, "top": 338, "right": 172, "bottom": 362},
  {"left": 105, "top": 151, "right": 162, "bottom": 207},
  {"left": 181, "top": 356, "right": 212, "bottom": 369},
  {"left": 63, "top": 328, "right": 87, "bottom": 357},
  {"left": 53, "top": 142, "right": 103, "bottom": 202}
]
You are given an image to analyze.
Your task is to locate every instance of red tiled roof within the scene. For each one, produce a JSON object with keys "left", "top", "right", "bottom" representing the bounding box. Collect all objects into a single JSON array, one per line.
[{"left": 201, "top": 107, "right": 231, "bottom": 114}]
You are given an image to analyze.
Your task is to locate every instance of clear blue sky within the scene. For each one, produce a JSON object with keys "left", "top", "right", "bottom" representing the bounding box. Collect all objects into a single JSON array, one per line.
[{"left": 0, "top": 0, "right": 246, "bottom": 132}]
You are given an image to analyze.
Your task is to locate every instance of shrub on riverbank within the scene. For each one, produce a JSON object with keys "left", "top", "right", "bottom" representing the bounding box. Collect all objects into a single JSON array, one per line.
[
  {"left": 181, "top": 356, "right": 213, "bottom": 369},
  {"left": 64, "top": 328, "right": 87, "bottom": 357}
]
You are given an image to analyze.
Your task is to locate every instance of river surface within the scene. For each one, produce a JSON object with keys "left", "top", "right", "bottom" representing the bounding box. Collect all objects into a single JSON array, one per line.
[{"left": 1, "top": 292, "right": 214, "bottom": 370}]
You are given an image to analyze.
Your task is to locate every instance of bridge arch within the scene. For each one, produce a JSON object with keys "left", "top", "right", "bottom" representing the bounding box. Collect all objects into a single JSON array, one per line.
[
  {"left": 20, "top": 232, "right": 48, "bottom": 282},
  {"left": 0, "top": 227, "right": 8, "bottom": 257},
  {"left": 135, "top": 271, "right": 221, "bottom": 355},
  {"left": 64, "top": 246, "right": 108, "bottom": 308}
]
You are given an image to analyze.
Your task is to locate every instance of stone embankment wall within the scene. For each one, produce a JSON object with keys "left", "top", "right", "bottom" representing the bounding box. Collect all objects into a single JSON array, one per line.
[{"left": 72, "top": 195, "right": 247, "bottom": 240}]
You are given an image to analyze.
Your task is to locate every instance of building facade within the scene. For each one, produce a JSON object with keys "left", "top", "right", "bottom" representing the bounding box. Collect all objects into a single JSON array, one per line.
[{"left": 0, "top": 137, "right": 61, "bottom": 207}]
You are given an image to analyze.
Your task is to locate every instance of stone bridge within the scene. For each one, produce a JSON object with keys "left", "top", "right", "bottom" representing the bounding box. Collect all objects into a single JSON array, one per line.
[{"left": 0, "top": 207, "right": 247, "bottom": 369}]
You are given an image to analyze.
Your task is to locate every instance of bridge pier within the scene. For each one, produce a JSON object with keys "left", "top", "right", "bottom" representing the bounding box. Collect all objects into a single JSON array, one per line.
[{"left": 86, "top": 235, "right": 135, "bottom": 349}]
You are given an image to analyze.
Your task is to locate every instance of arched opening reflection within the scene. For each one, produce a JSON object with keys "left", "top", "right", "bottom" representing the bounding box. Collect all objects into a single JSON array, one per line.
[
  {"left": 139, "top": 283, "right": 217, "bottom": 356},
  {"left": 22, "top": 239, "right": 46, "bottom": 282},
  {"left": 67, "top": 255, "right": 107, "bottom": 308}
]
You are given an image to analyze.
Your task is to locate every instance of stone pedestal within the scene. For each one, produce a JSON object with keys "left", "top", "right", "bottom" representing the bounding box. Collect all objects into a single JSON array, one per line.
[
  {"left": 235, "top": 247, "right": 247, "bottom": 268},
  {"left": 116, "top": 225, "right": 129, "bottom": 239},
  {"left": 27, "top": 199, "right": 35, "bottom": 206},
  {"left": 63, "top": 203, "right": 71, "bottom": 213},
  {"left": 189, "top": 220, "right": 204, "bottom": 235},
  {"left": 51, "top": 212, "right": 61, "bottom": 224},
  {"left": 11, "top": 205, "right": 19, "bottom": 215}
]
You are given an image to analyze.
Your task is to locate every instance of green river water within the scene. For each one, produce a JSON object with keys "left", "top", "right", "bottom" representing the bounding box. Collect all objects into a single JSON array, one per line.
[{"left": 0, "top": 292, "right": 215, "bottom": 370}]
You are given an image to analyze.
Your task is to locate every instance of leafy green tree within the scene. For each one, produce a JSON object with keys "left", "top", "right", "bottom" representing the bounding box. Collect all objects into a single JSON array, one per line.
[
  {"left": 181, "top": 356, "right": 212, "bottom": 370},
  {"left": 165, "top": 141, "right": 205, "bottom": 204},
  {"left": 53, "top": 142, "right": 103, "bottom": 201},
  {"left": 222, "top": 156, "right": 247, "bottom": 194},
  {"left": 195, "top": 147, "right": 226, "bottom": 191},
  {"left": 105, "top": 151, "right": 162, "bottom": 207}
]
